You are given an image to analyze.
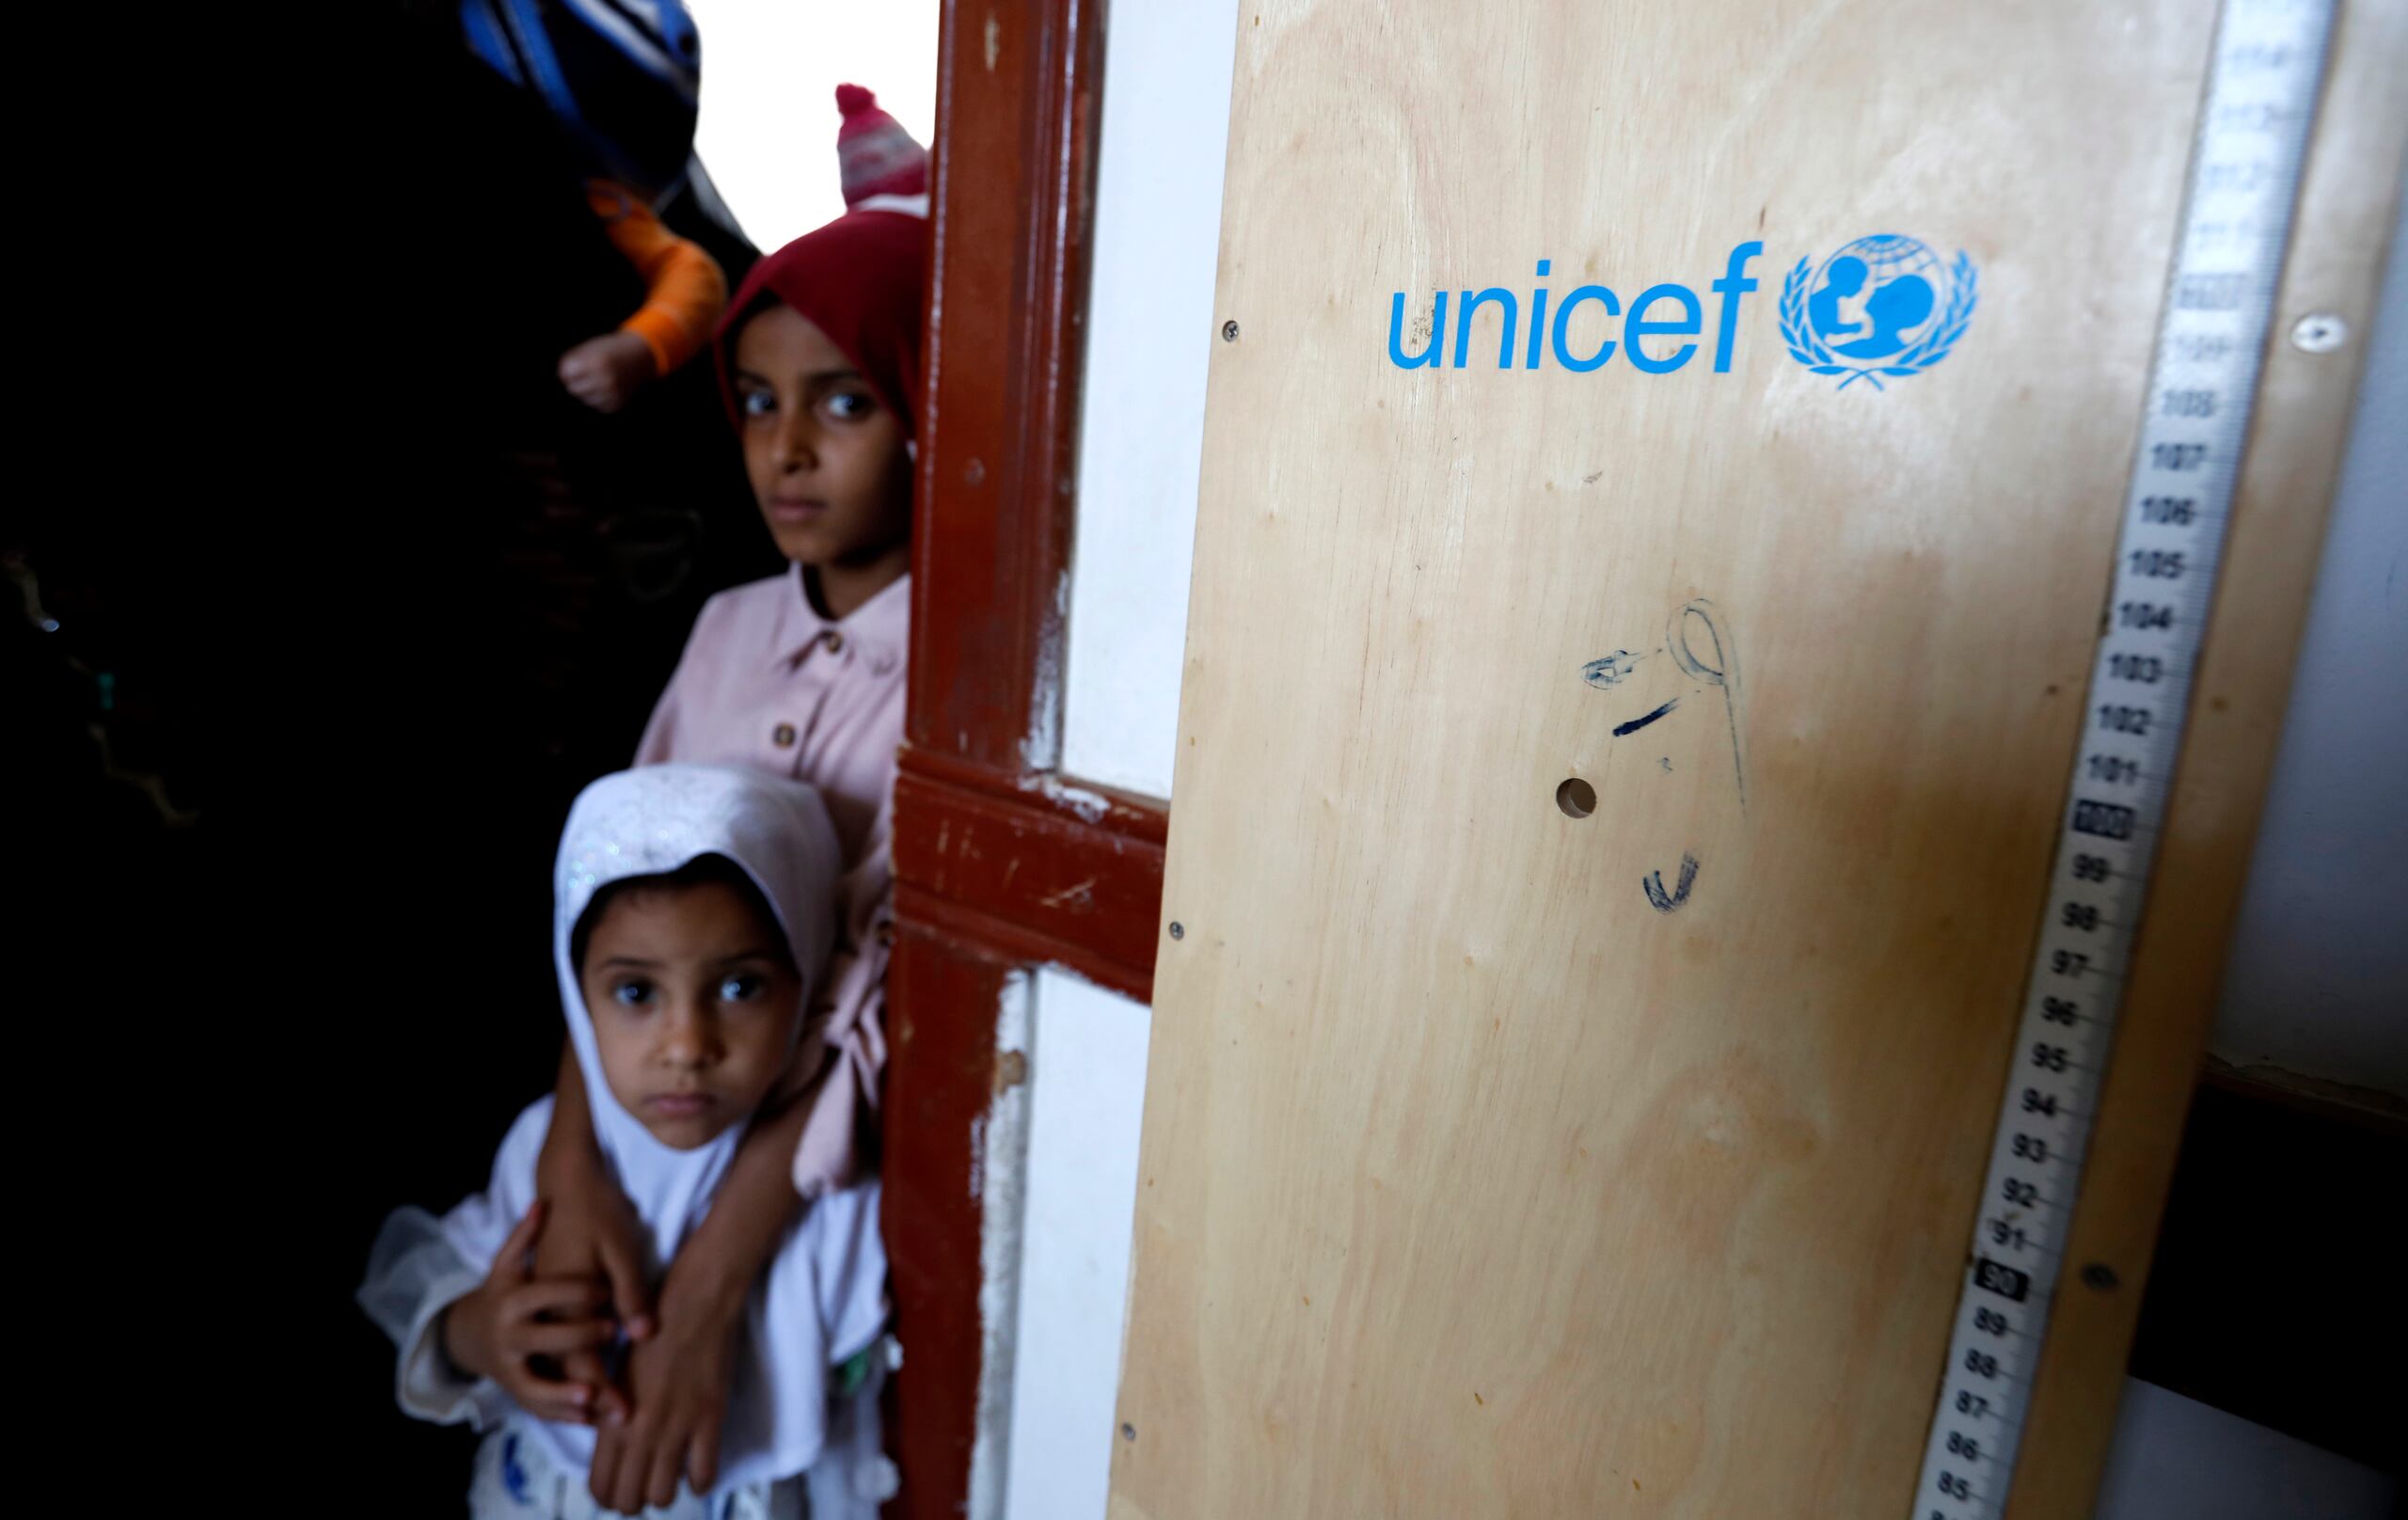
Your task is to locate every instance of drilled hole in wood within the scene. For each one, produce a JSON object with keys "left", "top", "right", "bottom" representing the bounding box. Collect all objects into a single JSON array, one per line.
[{"left": 1557, "top": 778, "right": 1597, "bottom": 819}]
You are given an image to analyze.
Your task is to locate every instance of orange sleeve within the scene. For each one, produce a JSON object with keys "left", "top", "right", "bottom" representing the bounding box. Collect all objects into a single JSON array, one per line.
[{"left": 586, "top": 180, "right": 729, "bottom": 376}]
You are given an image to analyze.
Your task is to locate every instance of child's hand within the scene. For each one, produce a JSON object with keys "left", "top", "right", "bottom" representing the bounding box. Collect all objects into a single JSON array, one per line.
[
  {"left": 533, "top": 1129, "right": 657, "bottom": 1422},
  {"left": 558, "top": 331, "right": 658, "bottom": 413},
  {"left": 586, "top": 1263, "right": 742, "bottom": 1514},
  {"left": 439, "top": 1202, "right": 619, "bottom": 1426}
]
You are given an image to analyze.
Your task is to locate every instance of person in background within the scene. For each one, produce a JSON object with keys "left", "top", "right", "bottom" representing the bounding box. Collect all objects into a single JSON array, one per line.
[
  {"left": 559, "top": 178, "right": 728, "bottom": 413},
  {"left": 458, "top": 0, "right": 737, "bottom": 411}
]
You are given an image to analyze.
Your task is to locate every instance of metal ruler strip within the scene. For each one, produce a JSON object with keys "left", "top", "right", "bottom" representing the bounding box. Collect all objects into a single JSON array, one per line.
[{"left": 1908, "top": 2, "right": 2337, "bottom": 1514}]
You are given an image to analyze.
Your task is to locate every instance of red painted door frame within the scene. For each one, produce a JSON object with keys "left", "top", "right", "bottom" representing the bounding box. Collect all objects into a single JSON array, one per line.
[{"left": 884, "top": 1, "right": 1168, "bottom": 1512}]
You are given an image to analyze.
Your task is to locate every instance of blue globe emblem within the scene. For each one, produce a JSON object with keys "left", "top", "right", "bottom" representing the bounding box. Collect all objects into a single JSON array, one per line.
[{"left": 1780, "top": 233, "right": 1977, "bottom": 390}]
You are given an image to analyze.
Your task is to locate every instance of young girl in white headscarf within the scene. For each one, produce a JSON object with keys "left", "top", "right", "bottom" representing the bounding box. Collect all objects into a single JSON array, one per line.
[{"left": 360, "top": 765, "right": 890, "bottom": 1519}]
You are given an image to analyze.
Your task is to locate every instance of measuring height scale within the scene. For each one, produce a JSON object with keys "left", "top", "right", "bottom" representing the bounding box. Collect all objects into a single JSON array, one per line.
[{"left": 1909, "top": 1, "right": 2340, "bottom": 1514}]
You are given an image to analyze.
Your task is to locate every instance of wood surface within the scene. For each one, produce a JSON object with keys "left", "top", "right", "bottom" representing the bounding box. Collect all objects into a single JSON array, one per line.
[{"left": 1109, "top": 2, "right": 2263, "bottom": 1514}]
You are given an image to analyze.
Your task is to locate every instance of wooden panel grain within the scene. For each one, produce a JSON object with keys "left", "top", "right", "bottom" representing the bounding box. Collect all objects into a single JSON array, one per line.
[{"left": 1113, "top": 2, "right": 2227, "bottom": 1515}]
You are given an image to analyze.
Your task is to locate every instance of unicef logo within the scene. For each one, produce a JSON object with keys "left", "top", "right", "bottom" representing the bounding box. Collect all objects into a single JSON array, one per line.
[{"left": 1780, "top": 234, "right": 1977, "bottom": 390}]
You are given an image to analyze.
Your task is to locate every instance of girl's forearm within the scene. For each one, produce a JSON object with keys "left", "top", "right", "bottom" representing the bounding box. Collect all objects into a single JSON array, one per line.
[
  {"left": 665, "top": 1078, "right": 814, "bottom": 1312},
  {"left": 538, "top": 1037, "right": 600, "bottom": 1183}
]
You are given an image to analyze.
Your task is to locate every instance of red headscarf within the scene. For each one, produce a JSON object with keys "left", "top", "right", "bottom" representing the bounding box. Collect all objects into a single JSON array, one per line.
[{"left": 714, "top": 209, "right": 927, "bottom": 435}]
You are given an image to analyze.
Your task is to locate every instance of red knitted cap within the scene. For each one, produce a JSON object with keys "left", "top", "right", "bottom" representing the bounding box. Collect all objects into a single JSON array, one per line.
[
  {"left": 834, "top": 83, "right": 928, "bottom": 209},
  {"left": 714, "top": 210, "right": 929, "bottom": 435}
]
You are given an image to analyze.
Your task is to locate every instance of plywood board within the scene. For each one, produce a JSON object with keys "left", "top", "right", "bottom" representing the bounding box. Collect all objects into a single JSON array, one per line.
[{"left": 1111, "top": 1, "right": 2318, "bottom": 1516}]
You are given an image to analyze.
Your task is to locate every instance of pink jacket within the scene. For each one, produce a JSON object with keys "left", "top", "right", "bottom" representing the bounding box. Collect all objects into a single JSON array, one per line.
[{"left": 638, "top": 565, "right": 908, "bottom": 1200}]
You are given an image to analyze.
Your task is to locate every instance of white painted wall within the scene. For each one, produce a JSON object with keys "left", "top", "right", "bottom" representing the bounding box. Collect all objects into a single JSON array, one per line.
[
  {"left": 2210, "top": 189, "right": 2408, "bottom": 1100},
  {"left": 993, "top": 18, "right": 1236, "bottom": 1512},
  {"left": 689, "top": 0, "right": 939, "bottom": 250},
  {"left": 1056, "top": 0, "right": 1242, "bottom": 800},
  {"left": 1001, "top": 970, "right": 1153, "bottom": 1520},
  {"left": 2094, "top": 1380, "right": 2395, "bottom": 1518},
  {"left": 967, "top": 972, "right": 1032, "bottom": 1520}
]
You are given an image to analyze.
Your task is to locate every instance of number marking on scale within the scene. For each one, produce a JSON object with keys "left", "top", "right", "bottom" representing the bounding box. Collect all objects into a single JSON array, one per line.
[{"left": 1909, "top": 3, "right": 2336, "bottom": 1516}]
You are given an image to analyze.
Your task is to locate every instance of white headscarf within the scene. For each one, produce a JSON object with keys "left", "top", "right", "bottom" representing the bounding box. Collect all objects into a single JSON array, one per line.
[{"left": 436, "top": 764, "right": 885, "bottom": 1489}]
